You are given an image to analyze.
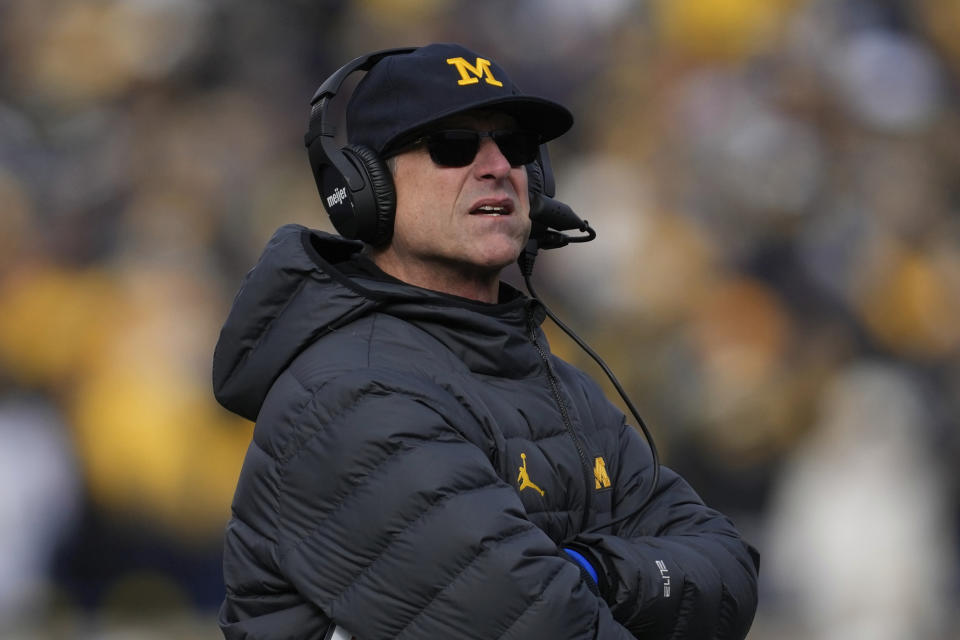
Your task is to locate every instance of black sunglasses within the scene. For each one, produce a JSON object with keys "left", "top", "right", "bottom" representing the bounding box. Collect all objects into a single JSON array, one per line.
[{"left": 402, "top": 129, "right": 541, "bottom": 168}]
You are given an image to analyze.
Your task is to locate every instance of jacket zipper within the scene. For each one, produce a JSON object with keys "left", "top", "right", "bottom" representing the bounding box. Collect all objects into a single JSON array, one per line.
[{"left": 527, "top": 312, "right": 594, "bottom": 532}]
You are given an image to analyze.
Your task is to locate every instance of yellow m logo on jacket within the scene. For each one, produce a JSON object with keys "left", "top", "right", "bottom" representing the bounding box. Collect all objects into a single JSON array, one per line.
[
  {"left": 446, "top": 57, "right": 503, "bottom": 87},
  {"left": 594, "top": 456, "right": 611, "bottom": 489}
]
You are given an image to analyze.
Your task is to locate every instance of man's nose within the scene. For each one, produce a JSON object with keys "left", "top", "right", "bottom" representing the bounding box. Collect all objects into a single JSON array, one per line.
[{"left": 473, "top": 137, "right": 512, "bottom": 178}]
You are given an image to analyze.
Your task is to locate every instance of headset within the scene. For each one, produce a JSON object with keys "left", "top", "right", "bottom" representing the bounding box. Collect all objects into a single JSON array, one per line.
[{"left": 304, "top": 48, "right": 658, "bottom": 533}]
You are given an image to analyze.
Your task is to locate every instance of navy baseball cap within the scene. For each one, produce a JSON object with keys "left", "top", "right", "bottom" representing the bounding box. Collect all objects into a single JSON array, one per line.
[{"left": 346, "top": 43, "right": 574, "bottom": 157}]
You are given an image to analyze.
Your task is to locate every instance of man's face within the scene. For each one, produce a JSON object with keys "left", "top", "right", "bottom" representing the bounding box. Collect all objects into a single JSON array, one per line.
[{"left": 386, "top": 111, "right": 532, "bottom": 289}]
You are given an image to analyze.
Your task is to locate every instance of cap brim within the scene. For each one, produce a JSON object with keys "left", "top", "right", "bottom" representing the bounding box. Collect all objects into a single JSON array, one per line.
[{"left": 380, "top": 96, "right": 573, "bottom": 156}]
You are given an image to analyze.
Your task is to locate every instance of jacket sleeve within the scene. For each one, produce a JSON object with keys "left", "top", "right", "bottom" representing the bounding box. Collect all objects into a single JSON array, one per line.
[
  {"left": 273, "top": 372, "right": 636, "bottom": 640},
  {"left": 568, "top": 421, "right": 760, "bottom": 639}
]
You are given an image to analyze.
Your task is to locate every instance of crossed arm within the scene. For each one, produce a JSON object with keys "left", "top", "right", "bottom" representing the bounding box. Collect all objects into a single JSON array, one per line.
[
  {"left": 274, "top": 377, "right": 757, "bottom": 639},
  {"left": 568, "top": 422, "right": 760, "bottom": 638}
]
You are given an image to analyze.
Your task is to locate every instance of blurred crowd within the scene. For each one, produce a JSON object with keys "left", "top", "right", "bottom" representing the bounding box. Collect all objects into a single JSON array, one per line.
[{"left": 0, "top": 0, "right": 958, "bottom": 638}]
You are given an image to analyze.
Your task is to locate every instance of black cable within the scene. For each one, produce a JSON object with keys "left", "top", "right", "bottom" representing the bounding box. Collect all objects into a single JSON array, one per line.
[{"left": 521, "top": 252, "right": 661, "bottom": 534}]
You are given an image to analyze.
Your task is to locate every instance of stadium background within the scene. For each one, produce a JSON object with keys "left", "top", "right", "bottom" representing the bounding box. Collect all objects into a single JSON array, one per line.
[{"left": 0, "top": 0, "right": 958, "bottom": 637}]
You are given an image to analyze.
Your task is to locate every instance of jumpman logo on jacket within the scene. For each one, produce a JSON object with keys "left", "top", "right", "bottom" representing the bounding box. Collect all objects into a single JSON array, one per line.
[{"left": 517, "top": 452, "right": 545, "bottom": 496}]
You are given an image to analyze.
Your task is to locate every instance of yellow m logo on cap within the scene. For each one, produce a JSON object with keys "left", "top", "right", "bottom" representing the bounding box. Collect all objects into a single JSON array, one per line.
[{"left": 446, "top": 57, "right": 503, "bottom": 87}]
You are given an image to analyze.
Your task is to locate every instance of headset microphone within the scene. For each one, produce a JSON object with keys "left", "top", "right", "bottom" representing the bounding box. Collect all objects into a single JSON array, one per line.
[
  {"left": 523, "top": 145, "right": 595, "bottom": 256},
  {"left": 529, "top": 193, "right": 595, "bottom": 249}
]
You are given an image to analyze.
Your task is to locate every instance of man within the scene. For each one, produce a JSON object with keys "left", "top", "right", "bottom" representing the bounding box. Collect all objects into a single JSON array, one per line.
[{"left": 213, "top": 43, "right": 759, "bottom": 639}]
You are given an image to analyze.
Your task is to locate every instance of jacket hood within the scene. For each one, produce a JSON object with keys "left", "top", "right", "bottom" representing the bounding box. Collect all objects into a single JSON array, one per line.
[{"left": 212, "top": 224, "right": 543, "bottom": 421}]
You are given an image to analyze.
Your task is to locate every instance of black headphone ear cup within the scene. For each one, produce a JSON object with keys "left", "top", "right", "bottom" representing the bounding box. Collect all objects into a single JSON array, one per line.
[{"left": 343, "top": 144, "right": 396, "bottom": 246}]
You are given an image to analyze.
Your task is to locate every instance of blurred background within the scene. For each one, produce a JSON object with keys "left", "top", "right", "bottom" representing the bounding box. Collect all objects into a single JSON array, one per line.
[{"left": 0, "top": 0, "right": 958, "bottom": 638}]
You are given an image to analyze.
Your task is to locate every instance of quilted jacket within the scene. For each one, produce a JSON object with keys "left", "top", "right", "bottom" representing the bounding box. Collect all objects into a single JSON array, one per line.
[{"left": 213, "top": 225, "right": 759, "bottom": 639}]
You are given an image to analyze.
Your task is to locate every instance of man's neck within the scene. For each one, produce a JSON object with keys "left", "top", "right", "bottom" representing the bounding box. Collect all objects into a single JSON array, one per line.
[{"left": 369, "top": 251, "right": 501, "bottom": 303}]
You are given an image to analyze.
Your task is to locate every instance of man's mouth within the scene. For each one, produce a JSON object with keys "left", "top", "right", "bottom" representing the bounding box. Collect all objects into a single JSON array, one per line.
[{"left": 470, "top": 200, "right": 514, "bottom": 216}]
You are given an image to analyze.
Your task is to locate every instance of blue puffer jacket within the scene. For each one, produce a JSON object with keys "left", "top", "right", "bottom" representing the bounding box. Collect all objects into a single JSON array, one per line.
[{"left": 213, "top": 225, "right": 759, "bottom": 639}]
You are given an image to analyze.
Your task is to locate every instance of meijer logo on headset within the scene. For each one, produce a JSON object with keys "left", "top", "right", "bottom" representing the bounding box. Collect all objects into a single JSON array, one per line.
[
  {"left": 446, "top": 57, "right": 503, "bottom": 87},
  {"left": 326, "top": 186, "right": 348, "bottom": 208}
]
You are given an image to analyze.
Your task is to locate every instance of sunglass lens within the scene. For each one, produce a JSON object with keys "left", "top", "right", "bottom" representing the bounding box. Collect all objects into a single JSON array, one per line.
[
  {"left": 494, "top": 131, "right": 539, "bottom": 166},
  {"left": 426, "top": 131, "right": 479, "bottom": 167}
]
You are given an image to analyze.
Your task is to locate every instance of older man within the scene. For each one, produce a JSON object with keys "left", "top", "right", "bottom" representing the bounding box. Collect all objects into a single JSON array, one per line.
[{"left": 213, "top": 43, "right": 759, "bottom": 639}]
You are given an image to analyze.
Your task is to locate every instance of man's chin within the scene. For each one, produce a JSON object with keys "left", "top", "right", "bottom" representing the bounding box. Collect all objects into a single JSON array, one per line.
[{"left": 471, "top": 243, "right": 526, "bottom": 273}]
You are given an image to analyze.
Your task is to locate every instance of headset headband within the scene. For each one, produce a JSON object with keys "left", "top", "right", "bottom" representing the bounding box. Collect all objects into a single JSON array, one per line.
[{"left": 305, "top": 48, "right": 416, "bottom": 193}]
